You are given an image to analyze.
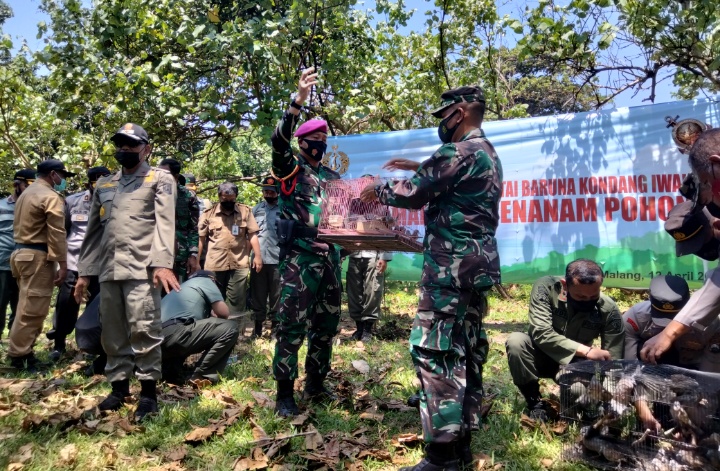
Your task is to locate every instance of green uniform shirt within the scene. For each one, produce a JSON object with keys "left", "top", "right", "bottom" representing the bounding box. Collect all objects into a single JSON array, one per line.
[
  {"left": 528, "top": 276, "right": 624, "bottom": 365},
  {"left": 160, "top": 277, "right": 224, "bottom": 322}
]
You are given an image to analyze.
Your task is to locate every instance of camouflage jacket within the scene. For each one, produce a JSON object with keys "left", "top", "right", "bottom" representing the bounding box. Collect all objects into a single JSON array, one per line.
[
  {"left": 174, "top": 183, "right": 200, "bottom": 263},
  {"left": 529, "top": 276, "right": 624, "bottom": 365},
  {"left": 375, "top": 128, "right": 502, "bottom": 290},
  {"left": 270, "top": 110, "right": 340, "bottom": 254}
]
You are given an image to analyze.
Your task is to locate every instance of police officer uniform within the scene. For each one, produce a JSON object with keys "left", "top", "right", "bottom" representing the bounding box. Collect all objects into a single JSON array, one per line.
[
  {"left": 46, "top": 167, "right": 109, "bottom": 358},
  {"left": 0, "top": 169, "right": 35, "bottom": 336},
  {"left": 623, "top": 274, "right": 720, "bottom": 372},
  {"left": 250, "top": 176, "right": 281, "bottom": 336},
  {"left": 8, "top": 160, "right": 75, "bottom": 369},
  {"left": 77, "top": 123, "right": 176, "bottom": 418}
]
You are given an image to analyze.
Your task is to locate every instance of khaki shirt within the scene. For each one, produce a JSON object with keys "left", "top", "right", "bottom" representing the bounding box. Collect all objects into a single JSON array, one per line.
[
  {"left": 199, "top": 202, "right": 259, "bottom": 271},
  {"left": 13, "top": 179, "right": 67, "bottom": 262},
  {"left": 77, "top": 162, "right": 176, "bottom": 282}
]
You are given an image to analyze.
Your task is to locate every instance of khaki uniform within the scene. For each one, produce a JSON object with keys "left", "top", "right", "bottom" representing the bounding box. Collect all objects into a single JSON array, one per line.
[
  {"left": 77, "top": 162, "right": 175, "bottom": 382},
  {"left": 198, "top": 203, "right": 259, "bottom": 313},
  {"left": 8, "top": 179, "right": 67, "bottom": 357}
]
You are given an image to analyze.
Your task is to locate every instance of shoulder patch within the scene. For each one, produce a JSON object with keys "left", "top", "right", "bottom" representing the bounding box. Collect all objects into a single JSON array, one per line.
[{"left": 608, "top": 317, "right": 622, "bottom": 332}]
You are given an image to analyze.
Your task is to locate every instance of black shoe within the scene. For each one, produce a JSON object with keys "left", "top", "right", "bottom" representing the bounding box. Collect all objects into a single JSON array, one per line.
[
  {"left": 252, "top": 320, "right": 263, "bottom": 338},
  {"left": 9, "top": 354, "right": 46, "bottom": 373},
  {"left": 407, "top": 393, "right": 421, "bottom": 409},
  {"left": 528, "top": 400, "right": 549, "bottom": 422},
  {"left": 49, "top": 349, "right": 65, "bottom": 363},
  {"left": 99, "top": 391, "right": 127, "bottom": 412},
  {"left": 350, "top": 321, "right": 364, "bottom": 340},
  {"left": 360, "top": 330, "right": 373, "bottom": 343},
  {"left": 135, "top": 396, "right": 158, "bottom": 422},
  {"left": 398, "top": 458, "right": 460, "bottom": 471},
  {"left": 456, "top": 436, "right": 473, "bottom": 469},
  {"left": 275, "top": 396, "right": 300, "bottom": 417}
]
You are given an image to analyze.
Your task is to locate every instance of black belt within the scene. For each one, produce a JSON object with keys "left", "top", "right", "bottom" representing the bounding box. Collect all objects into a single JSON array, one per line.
[
  {"left": 162, "top": 317, "right": 193, "bottom": 329},
  {"left": 15, "top": 243, "right": 48, "bottom": 252},
  {"left": 295, "top": 226, "right": 318, "bottom": 238}
]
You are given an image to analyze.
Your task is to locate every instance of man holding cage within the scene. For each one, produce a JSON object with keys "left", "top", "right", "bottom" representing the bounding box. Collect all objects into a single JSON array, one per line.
[{"left": 361, "top": 86, "right": 501, "bottom": 471}]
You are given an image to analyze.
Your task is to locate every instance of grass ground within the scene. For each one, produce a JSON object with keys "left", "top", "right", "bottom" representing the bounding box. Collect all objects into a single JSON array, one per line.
[{"left": 0, "top": 282, "right": 646, "bottom": 470}]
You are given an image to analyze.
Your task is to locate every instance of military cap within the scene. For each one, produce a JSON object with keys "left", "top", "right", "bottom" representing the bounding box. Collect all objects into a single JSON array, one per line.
[
  {"left": 37, "top": 159, "right": 77, "bottom": 177},
  {"left": 87, "top": 166, "right": 111, "bottom": 182},
  {"left": 110, "top": 122, "right": 149, "bottom": 144},
  {"left": 431, "top": 86, "right": 486, "bottom": 118},
  {"left": 664, "top": 201, "right": 713, "bottom": 257},
  {"left": 294, "top": 119, "right": 328, "bottom": 138},
  {"left": 14, "top": 169, "right": 36, "bottom": 183},
  {"left": 159, "top": 158, "right": 182, "bottom": 175},
  {"left": 183, "top": 174, "right": 197, "bottom": 184},
  {"left": 649, "top": 275, "right": 690, "bottom": 326},
  {"left": 261, "top": 176, "right": 279, "bottom": 191}
]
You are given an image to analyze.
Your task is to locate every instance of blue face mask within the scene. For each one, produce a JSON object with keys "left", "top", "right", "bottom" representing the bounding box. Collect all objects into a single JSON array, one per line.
[{"left": 53, "top": 173, "right": 67, "bottom": 192}]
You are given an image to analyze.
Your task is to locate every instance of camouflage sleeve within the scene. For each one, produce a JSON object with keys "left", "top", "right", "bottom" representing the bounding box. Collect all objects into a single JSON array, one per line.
[
  {"left": 270, "top": 110, "right": 300, "bottom": 179},
  {"left": 527, "top": 278, "right": 582, "bottom": 365},
  {"left": 601, "top": 304, "right": 625, "bottom": 360},
  {"left": 188, "top": 193, "right": 200, "bottom": 254},
  {"left": 376, "top": 144, "right": 459, "bottom": 209},
  {"left": 622, "top": 307, "right": 641, "bottom": 360}
]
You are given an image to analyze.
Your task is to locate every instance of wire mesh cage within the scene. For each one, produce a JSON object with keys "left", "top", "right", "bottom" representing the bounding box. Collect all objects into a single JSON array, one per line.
[
  {"left": 559, "top": 360, "right": 720, "bottom": 470},
  {"left": 318, "top": 177, "right": 424, "bottom": 253}
]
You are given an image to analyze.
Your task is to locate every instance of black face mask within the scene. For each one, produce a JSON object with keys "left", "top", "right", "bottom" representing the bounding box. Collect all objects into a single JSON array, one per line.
[
  {"left": 438, "top": 109, "right": 461, "bottom": 143},
  {"left": 567, "top": 293, "right": 599, "bottom": 312},
  {"left": 115, "top": 150, "right": 141, "bottom": 168},
  {"left": 220, "top": 200, "right": 236, "bottom": 210},
  {"left": 264, "top": 196, "right": 278, "bottom": 205},
  {"left": 300, "top": 139, "right": 327, "bottom": 160}
]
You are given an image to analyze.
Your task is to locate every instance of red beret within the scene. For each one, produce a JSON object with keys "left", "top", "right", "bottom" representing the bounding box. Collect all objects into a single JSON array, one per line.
[{"left": 294, "top": 119, "right": 328, "bottom": 138}]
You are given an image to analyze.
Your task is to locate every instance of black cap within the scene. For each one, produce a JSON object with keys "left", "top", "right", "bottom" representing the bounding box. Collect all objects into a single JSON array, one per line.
[
  {"left": 159, "top": 158, "right": 182, "bottom": 175},
  {"left": 649, "top": 275, "right": 690, "bottom": 326},
  {"left": 178, "top": 174, "right": 187, "bottom": 186},
  {"left": 261, "top": 176, "right": 278, "bottom": 191},
  {"left": 183, "top": 174, "right": 197, "bottom": 184},
  {"left": 664, "top": 201, "right": 713, "bottom": 257},
  {"left": 431, "top": 86, "right": 486, "bottom": 118},
  {"left": 110, "top": 123, "right": 149, "bottom": 145},
  {"left": 37, "top": 159, "right": 77, "bottom": 177},
  {"left": 14, "top": 169, "right": 36, "bottom": 183},
  {"left": 87, "top": 166, "right": 111, "bottom": 182}
]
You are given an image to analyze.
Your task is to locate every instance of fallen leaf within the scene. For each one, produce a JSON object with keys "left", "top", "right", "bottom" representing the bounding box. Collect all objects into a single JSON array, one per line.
[
  {"left": 233, "top": 448, "right": 269, "bottom": 471},
  {"left": 474, "top": 453, "right": 491, "bottom": 470},
  {"left": 184, "top": 427, "right": 215, "bottom": 444},
  {"left": 550, "top": 421, "right": 568, "bottom": 435},
  {"left": 351, "top": 360, "right": 370, "bottom": 374},
  {"left": 541, "top": 458, "right": 554, "bottom": 468},
  {"left": 189, "top": 378, "right": 212, "bottom": 390},
  {"left": 359, "top": 411, "right": 384, "bottom": 422},
  {"left": 304, "top": 425, "right": 323, "bottom": 451},
  {"left": 7, "top": 464, "right": 24, "bottom": 471},
  {"left": 12, "top": 443, "right": 34, "bottom": 464},
  {"left": 164, "top": 446, "right": 187, "bottom": 462},
  {"left": 58, "top": 444, "right": 78, "bottom": 466},
  {"left": 290, "top": 413, "right": 309, "bottom": 426},
  {"left": 392, "top": 433, "right": 422, "bottom": 447},
  {"left": 250, "top": 391, "right": 275, "bottom": 408}
]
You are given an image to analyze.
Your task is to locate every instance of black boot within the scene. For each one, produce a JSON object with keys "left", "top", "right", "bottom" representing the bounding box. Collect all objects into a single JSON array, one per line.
[
  {"left": 275, "top": 380, "right": 299, "bottom": 417},
  {"left": 399, "top": 443, "right": 459, "bottom": 471},
  {"left": 9, "top": 353, "right": 46, "bottom": 373},
  {"left": 252, "top": 320, "right": 263, "bottom": 338},
  {"left": 360, "top": 321, "right": 374, "bottom": 342},
  {"left": 135, "top": 380, "right": 158, "bottom": 422},
  {"left": 456, "top": 434, "right": 473, "bottom": 469},
  {"left": 350, "top": 320, "right": 364, "bottom": 340},
  {"left": 99, "top": 379, "right": 130, "bottom": 411},
  {"left": 407, "top": 391, "right": 421, "bottom": 409},
  {"left": 517, "top": 381, "right": 547, "bottom": 421},
  {"left": 302, "top": 373, "right": 337, "bottom": 403}
]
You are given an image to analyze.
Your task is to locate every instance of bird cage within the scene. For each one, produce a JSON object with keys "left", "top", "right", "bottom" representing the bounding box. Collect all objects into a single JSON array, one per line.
[
  {"left": 559, "top": 360, "right": 720, "bottom": 470},
  {"left": 318, "top": 177, "right": 424, "bottom": 253}
]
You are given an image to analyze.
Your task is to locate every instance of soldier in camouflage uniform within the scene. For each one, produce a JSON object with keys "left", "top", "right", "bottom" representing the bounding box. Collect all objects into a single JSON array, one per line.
[
  {"left": 270, "top": 67, "right": 342, "bottom": 417},
  {"left": 159, "top": 159, "right": 200, "bottom": 284},
  {"left": 361, "top": 86, "right": 501, "bottom": 471}
]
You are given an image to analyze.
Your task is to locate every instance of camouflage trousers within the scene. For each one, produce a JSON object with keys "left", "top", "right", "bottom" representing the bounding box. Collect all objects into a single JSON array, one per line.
[
  {"left": 411, "top": 284, "right": 489, "bottom": 444},
  {"left": 273, "top": 246, "right": 342, "bottom": 381}
]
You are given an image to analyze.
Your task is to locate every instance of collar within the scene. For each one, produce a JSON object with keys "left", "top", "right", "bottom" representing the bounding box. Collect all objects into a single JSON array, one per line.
[
  {"left": 113, "top": 161, "right": 151, "bottom": 180},
  {"left": 213, "top": 202, "right": 239, "bottom": 215},
  {"left": 459, "top": 128, "right": 485, "bottom": 142},
  {"left": 37, "top": 178, "right": 53, "bottom": 189}
]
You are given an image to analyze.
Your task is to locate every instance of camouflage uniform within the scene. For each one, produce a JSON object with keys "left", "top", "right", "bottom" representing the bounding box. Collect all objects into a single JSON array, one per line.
[
  {"left": 173, "top": 184, "right": 200, "bottom": 283},
  {"left": 375, "top": 128, "right": 502, "bottom": 444},
  {"left": 270, "top": 111, "right": 342, "bottom": 383}
]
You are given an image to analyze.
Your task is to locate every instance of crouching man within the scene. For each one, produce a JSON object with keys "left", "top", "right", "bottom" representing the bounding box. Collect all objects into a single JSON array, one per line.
[{"left": 161, "top": 270, "right": 240, "bottom": 384}]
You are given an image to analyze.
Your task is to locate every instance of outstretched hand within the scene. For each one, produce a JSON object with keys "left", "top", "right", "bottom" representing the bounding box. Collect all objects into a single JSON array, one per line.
[
  {"left": 382, "top": 158, "right": 419, "bottom": 172},
  {"left": 296, "top": 67, "right": 318, "bottom": 106}
]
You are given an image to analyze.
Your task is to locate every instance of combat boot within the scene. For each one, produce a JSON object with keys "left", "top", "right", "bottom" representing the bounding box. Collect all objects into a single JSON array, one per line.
[
  {"left": 302, "top": 373, "right": 337, "bottom": 403},
  {"left": 275, "top": 380, "right": 300, "bottom": 417},
  {"left": 407, "top": 391, "right": 421, "bottom": 409},
  {"left": 517, "top": 381, "right": 548, "bottom": 422},
  {"left": 135, "top": 380, "right": 158, "bottom": 422},
  {"left": 360, "top": 321, "right": 374, "bottom": 342},
  {"left": 9, "top": 353, "right": 47, "bottom": 373},
  {"left": 399, "top": 443, "right": 460, "bottom": 471},
  {"left": 252, "top": 320, "right": 263, "bottom": 338},
  {"left": 350, "top": 320, "right": 364, "bottom": 340},
  {"left": 99, "top": 379, "right": 130, "bottom": 412}
]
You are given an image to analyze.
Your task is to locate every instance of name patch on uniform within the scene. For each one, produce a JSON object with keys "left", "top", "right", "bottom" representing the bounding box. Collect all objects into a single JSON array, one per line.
[{"left": 71, "top": 214, "right": 88, "bottom": 222}]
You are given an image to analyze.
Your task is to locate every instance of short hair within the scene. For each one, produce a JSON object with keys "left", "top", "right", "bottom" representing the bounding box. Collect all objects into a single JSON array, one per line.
[
  {"left": 565, "top": 259, "right": 603, "bottom": 285},
  {"left": 689, "top": 128, "right": 720, "bottom": 175},
  {"left": 461, "top": 101, "right": 485, "bottom": 126},
  {"left": 218, "top": 182, "right": 238, "bottom": 196},
  {"left": 159, "top": 158, "right": 182, "bottom": 175}
]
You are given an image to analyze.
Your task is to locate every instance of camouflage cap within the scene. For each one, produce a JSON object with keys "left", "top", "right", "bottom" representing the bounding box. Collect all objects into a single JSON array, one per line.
[
  {"left": 664, "top": 201, "right": 713, "bottom": 257},
  {"left": 431, "top": 86, "right": 485, "bottom": 118},
  {"left": 648, "top": 275, "right": 690, "bottom": 326}
]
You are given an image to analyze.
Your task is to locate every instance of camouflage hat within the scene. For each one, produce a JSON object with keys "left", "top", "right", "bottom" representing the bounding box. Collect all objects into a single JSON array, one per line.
[
  {"left": 261, "top": 176, "right": 279, "bottom": 191},
  {"left": 648, "top": 275, "right": 690, "bottom": 326},
  {"left": 431, "top": 86, "right": 485, "bottom": 118},
  {"left": 664, "top": 201, "right": 713, "bottom": 257}
]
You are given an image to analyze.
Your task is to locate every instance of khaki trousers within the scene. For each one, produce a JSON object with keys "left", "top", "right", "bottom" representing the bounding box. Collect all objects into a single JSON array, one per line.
[
  {"left": 8, "top": 249, "right": 55, "bottom": 357},
  {"left": 100, "top": 279, "right": 162, "bottom": 382}
]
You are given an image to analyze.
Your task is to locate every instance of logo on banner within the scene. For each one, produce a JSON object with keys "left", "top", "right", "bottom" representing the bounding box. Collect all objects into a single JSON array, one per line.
[{"left": 321, "top": 145, "right": 350, "bottom": 175}]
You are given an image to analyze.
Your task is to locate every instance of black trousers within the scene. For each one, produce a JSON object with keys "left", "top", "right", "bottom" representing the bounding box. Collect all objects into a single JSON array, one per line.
[
  {"left": 250, "top": 264, "right": 280, "bottom": 322},
  {"left": 47, "top": 271, "right": 100, "bottom": 349},
  {"left": 161, "top": 317, "right": 240, "bottom": 383},
  {"left": 0, "top": 269, "right": 18, "bottom": 337}
]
